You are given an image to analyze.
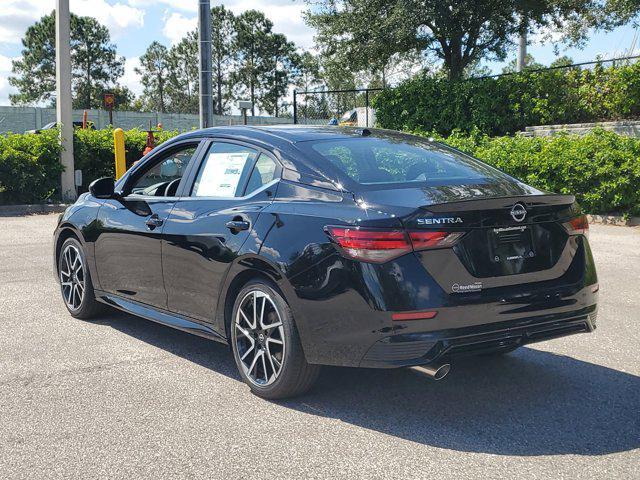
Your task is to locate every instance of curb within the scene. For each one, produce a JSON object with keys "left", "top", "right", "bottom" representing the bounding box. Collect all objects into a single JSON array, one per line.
[{"left": 0, "top": 204, "right": 69, "bottom": 217}]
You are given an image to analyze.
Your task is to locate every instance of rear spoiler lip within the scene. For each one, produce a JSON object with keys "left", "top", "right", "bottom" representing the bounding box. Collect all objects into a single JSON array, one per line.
[{"left": 422, "top": 194, "right": 576, "bottom": 213}]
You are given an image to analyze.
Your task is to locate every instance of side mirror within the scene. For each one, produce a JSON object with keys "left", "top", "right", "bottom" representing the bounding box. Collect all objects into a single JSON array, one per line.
[{"left": 89, "top": 177, "right": 115, "bottom": 199}]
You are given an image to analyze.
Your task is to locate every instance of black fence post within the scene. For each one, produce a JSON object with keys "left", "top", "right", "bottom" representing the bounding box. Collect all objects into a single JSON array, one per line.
[
  {"left": 293, "top": 90, "right": 298, "bottom": 124},
  {"left": 365, "top": 89, "right": 369, "bottom": 127}
]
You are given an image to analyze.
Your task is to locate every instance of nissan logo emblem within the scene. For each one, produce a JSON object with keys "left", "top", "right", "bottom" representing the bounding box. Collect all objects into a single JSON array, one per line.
[{"left": 510, "top": 203, "right": 527, "bottom": 222}]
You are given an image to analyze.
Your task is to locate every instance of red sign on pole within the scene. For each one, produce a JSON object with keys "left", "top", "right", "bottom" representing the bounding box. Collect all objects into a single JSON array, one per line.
[{"left": 104, "top": 93, "right": 115, "bottom": 125}]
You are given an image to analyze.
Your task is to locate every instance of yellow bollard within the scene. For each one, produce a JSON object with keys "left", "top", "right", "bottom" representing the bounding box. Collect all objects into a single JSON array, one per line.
[{"left": 113, "top": 128, "right": 126, "bottom": 180}]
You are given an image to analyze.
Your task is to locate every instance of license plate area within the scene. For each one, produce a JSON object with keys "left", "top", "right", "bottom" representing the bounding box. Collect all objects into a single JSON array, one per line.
[{"left": 489, "top": 226, "right": 535, "bottom": 264}]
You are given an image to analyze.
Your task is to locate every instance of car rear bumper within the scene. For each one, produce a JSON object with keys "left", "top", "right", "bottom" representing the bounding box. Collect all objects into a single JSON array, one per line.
[
  {"left": 359, "top": 305, "right": 597, "bottom": 368},
  {"left": 287, "top": 234, "right": 598, "bottom": 368}
]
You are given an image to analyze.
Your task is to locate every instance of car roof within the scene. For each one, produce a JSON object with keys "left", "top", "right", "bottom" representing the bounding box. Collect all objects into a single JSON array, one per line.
[
  {"left": 165, "top": 125, "right": 418, "bottom": 191},
  {"left": 173, "top": 125, "right": 386, "bottom": 145}
]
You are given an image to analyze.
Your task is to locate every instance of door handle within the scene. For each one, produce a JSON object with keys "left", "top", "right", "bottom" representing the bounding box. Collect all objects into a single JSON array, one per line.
[
  {"left": 145, "top": 214, "right": 164, "bottom": 230},
  {"left": 225, "top": 220, "right": 250, "bottom": 232}
]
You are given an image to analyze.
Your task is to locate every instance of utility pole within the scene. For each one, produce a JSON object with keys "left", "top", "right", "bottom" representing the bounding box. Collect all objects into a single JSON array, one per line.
[
  {"left": 198, "top": 0, "right": 213, "bottom": 128},
  {"left": 516, "top": 15, "right": 527, "bottom": 73},
  {"left": 517, "top": 32, "right": 527, "bottom": 72},
  {"left": 56, "top": 0, "right": 76, "bottom": 201}
]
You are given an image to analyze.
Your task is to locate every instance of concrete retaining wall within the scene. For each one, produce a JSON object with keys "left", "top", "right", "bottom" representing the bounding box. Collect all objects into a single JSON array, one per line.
[
  {"left": 522, "top": 120, "right": 640, "bottom": 137},
  {"left": 0, "top": 106, "right": 293, "bottom": 134}
]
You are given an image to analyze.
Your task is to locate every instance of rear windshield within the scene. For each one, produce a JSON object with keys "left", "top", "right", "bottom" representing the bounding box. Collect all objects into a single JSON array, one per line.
[{"left": 298, "top": 136, "right": 513, "bottom": 187}]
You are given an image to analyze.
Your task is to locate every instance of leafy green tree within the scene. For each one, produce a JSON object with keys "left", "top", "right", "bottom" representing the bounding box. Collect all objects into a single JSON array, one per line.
[
  {"left": 161, "top": 7, "right": 237, "bottom": 115},
  {"left": 8, "top": 14, "right": 56, "bottom": 105},
  {"left": 136, "top": 41, "right": 171, "bottom": 113},
  {"left": 305, "top": 0, "right": 629, "bottom": 81},
  {"left": 550, "top": 56, "right": 575, "bottom": 68},
  {"left": 100, "top": 85, "right": 136, "bottom": 111},
  {"left": 463, "top": 60, "right": 493, "bottom": 78},
  {"left": 319, "top": 55, "right": 358, "bottom": 118},
  {"left": 294, "top": 52, "right": 328, "bottom": 120},
  {"left": 306, "top": 1, "right": 422, "bottom": 85},
  {"left": 167, "top": 31, "right": 199, "bottom": 114},
  {"left": 211, "top": 6, "right": 237, "bottom": 115},
  {"left": 296, "top": 52, "right": 322, "bottom": 92},
  {"left": 70, "top": 15, "right": 124, "bottom": 109},
  {"left": 261, "top": 33, "right": 300, "bottom": 116},
  {"left": 9, "top": 12, "right": 125, "bottom": 108},
  {"left": 502, "top": 54, "right": 545, "bottom": 73},
  {"left": 234, "top": 10, "right": 273, "bottom": 115}
]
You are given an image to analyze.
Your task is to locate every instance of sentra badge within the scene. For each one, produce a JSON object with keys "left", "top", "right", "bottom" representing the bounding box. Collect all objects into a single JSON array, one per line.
[{"left": 417, "top": 217, "right": 463, "bottom": 225}]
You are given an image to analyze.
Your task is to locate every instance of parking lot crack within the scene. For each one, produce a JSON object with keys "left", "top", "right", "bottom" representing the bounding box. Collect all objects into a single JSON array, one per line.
[{"left": 0, "top": 353, "right": 176, "bottom": 389}]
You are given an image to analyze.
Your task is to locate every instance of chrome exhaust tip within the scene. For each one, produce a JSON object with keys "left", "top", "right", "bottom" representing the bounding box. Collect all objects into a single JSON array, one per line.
[{"left": 412, "top": 363, "right": 451, "bottom": 381}]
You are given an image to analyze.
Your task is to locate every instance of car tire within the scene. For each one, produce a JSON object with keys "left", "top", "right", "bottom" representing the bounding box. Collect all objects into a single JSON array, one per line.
[
  {"left": 58, "top": 237, "right": 103, "bottom": 320},
  {"left": 230, "top": 280, "right": 321, "bottom": 399}
]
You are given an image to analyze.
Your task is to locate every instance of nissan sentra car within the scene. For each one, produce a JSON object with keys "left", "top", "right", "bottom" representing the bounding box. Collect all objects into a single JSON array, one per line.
[{"left": 54, "top": 126, "right": 598, "bottom": 399}]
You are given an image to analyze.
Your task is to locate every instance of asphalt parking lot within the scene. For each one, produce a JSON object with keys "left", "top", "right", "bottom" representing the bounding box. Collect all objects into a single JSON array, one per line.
[{"left": 0, "top": 213, "right": 638, "bottom": 479}]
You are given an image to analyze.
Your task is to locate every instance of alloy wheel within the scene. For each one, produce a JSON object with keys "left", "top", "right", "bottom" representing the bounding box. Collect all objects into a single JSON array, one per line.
[
  {"left": 234, "top": 290, "right": 286, "bottom": 386},
  {"left": 59, "top": 244, "right": 85, "bottom": 311}
]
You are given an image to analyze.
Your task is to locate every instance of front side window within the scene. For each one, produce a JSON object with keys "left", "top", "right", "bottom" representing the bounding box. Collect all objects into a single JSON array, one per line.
[
  {"left": 129, "top": 145, "right": 197, "bottom": 196},
  {"left": 192, "top": 142, "right": 259, "bottom": 197},
  {"left": 299, "top": 135, "right": 513, "bottom": 187}
]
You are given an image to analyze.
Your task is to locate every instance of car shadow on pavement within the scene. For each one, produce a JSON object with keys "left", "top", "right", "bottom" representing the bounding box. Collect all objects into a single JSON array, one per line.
[{"left": 101, "top": 309, "right": 640, "bottom": 457}]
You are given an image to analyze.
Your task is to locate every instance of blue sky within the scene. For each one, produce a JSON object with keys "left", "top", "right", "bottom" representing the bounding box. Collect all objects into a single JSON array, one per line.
[{"left": 0, "top": 0, "right": 638, "bottom": 106}]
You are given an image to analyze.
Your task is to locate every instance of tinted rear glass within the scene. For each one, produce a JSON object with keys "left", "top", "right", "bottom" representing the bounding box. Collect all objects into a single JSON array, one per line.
[{"left": 299, "top": 136, "right": 513, "bottom": 187}]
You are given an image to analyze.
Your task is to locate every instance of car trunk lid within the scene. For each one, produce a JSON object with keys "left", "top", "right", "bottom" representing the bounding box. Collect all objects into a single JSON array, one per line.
[{"left": 356, "top": 185, "right": 579, "bottom": 280}]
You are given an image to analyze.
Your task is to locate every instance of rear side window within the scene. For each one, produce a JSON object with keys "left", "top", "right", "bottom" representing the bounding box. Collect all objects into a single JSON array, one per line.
[
  {"left": 192, "top": 142, "right": 259, "bottom": 197},
  {"left": 243, "top": 155, "right": 278, "bottom": 195},
  {"left": 301, "top": 136, "right": 512, "bottom": 186}
]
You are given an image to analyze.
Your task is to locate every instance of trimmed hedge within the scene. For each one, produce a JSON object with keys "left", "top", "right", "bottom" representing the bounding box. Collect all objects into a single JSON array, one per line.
[
  {"left": 73, "top": 127, "right": 178, "bottom": 187},
  {"left": 1, "top": 127, "right": 639, "bottom": 215},
  {"left": 374, "top": 62, "right": 640, "bottom": 136},
  {"left": 414, "top": 128, "right": 640, "bottom": 216},
  {"left": 0, "top": 130, "right": 63, "bottom": 204},
  {"left": 0, "top": 127, "right": 178, "bottom": 204}
]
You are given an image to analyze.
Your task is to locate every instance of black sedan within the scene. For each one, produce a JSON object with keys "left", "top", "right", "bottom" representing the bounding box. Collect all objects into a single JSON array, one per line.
[{"left": 54, "top": 126, "right": 598, "bottom": 399}]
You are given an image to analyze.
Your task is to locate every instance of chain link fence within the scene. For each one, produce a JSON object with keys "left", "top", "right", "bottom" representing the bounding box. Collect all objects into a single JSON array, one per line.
[
  {"left": 293, "top": 88, "right": 383, "bottom": 127},
  {"left": 475, "top": 54, "right": 640, "bottom": 80},
  {"left": 293, "top": 55, "right": 640, "bottom": 127}
]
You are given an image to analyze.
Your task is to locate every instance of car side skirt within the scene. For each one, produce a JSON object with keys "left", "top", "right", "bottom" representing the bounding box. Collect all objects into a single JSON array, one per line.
[{"left": 95, "top": 291, "right": 228, "bottom": 344}]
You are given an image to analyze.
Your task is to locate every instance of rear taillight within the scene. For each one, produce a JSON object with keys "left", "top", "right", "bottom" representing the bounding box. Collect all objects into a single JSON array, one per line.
[
  {"left": 409, "top": 231, "right": 466, "bottom": 249},
  {"left": 326, "top": 226, "right": 464, "bottom": 263},
  {"left": 563, "top": 215, "right": 589, "bottom": 238},
  {"left": 326, "top": 227, "right": 411, "bottom": 263}
]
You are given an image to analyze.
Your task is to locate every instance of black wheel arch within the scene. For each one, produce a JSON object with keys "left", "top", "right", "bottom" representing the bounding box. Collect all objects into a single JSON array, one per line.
[
  {"left": 54, "top": 224, "right": 85, "bottom": 274},
  {"left": 53, "top": 222, "right": 102, "bottom": 291},
  {"left": 217, "top": 254, "right": 295, "bottom": 342}
]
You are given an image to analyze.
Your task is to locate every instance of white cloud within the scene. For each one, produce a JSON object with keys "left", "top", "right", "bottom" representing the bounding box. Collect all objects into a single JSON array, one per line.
[
  {"left": 0, "top": 1, "right": 313, "bottom": 50},
  {"left": 226, "top": 0, "right": 315, "bottom": 49},
  {"left": 158, "top": 0, "right": 315, "bottom": 49},
  {"left": 0, "top": 54, "right": 17, "bottom": 105},
  {"left": 0, "top": 0, "right": 144, "bottom": 45},
  {"left": 127, "top": 0, "right": 197, "bottom": 13},
  {"left": 0, "top": 0, "right": 51, "bottom": 44},
  {"left": 0, "top": 55, "right": 13, "bottom": 73},
  {"left": 0, "top": 0, "right": 317, "bottom": 105},
  {"left": 162, "top": 11, "right": 197, "bottom": 45},
  {"left": 121, "top": 56, "right": 143, "bottom": 97},
  {"left": 71, "top": 0, "right": 145, "bottom": 37},
  {"left": 0, "top": 77, "right": 9, "bottom": 106}
]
